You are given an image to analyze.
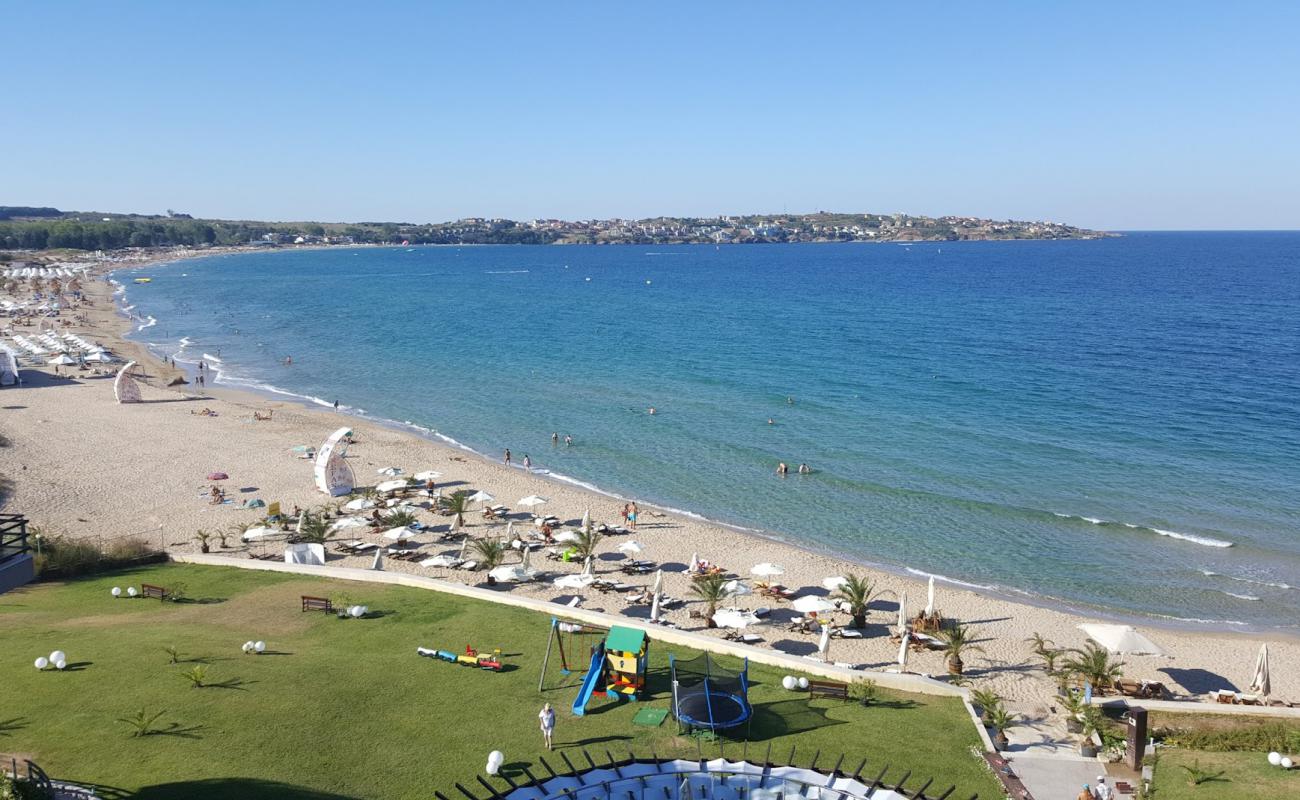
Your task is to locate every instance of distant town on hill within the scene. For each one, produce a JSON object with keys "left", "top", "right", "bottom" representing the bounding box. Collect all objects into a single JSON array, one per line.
[{"left": 0, "top": 206, "right": 1109, "bottom": 251}]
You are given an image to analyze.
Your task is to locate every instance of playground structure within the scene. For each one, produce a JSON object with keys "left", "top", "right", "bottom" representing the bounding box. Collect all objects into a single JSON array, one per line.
[
  {"left": 417, "top": 644, "right": 504, "bottom": 671},
  {"left": 540, "top": 619, "right": 649, "bottom": 717},
  {"left": 670, "top": 652, "right": 751, "bottom": 733}
]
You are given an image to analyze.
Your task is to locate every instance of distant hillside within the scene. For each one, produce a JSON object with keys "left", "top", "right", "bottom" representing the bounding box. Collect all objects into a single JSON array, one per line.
[{"left": 0, "top": 207, "right": 1109, "bottom": 251}]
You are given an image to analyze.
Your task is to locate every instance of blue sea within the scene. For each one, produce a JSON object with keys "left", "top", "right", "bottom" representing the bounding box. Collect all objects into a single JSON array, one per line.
[{"left": 116, "top": 233, "right": 1300, "bottom": 631}]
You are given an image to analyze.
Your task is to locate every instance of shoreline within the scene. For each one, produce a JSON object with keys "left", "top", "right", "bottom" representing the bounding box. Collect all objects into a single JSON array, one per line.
[
  {"left": 4, "top": 245, "right": 1296, "bottom": 714},
  {"left": 106, "top": 248, "right": 1290, "bottom": 639}
]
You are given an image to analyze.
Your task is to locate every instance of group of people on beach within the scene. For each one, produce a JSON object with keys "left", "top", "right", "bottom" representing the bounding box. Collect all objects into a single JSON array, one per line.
[{"left": 620, "top": 502, "right": 639, "bottom": 528}]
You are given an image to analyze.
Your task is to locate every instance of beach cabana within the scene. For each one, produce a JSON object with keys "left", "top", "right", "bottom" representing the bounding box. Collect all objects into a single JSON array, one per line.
[
  {"left": 313, "top": 427, "right": 355, "bottom": 496},
  {"left": 1077, "top": 624, "right": 1166, "bottom": 656}
]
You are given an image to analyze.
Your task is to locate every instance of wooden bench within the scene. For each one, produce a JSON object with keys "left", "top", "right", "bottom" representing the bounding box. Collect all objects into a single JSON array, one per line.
[
  {"left": 807, "top": 679, "right": 850, "bottom": 700},
  {"left": 140, "top": 583, "right": 168, "bottom": 601},
  {"left": 301, "top": 595, "right": 333, "bottom": 613}
]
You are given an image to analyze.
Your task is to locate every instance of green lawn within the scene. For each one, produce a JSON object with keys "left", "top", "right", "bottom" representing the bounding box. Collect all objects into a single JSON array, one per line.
[
  {"left": 0, "top": 565, "right": 1000, "bottom": 799},
  {"left": 1152, "top": 749, "right": 1299, "bottom": 800}
]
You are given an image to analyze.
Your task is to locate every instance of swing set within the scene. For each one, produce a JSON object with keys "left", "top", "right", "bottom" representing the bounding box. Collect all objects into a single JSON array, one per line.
[{"left": 537, "top": 616, "right": 608, "bottom": 691}]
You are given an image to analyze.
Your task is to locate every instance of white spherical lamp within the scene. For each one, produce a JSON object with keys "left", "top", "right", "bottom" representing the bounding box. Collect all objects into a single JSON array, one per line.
[
  {"left": 111, "top": 586, "right": 122, "bottom": 598},
  {"left": 798, "top": 676, "right": 810, "bottom": 690},
  {"left": 55, "top": 659, "right": 67, "bottom": 670},
  {"left": 242, "top": 641, "right": 254, "bottom": 653},
  {"left": 127, "top": 586, "right": 138, "bottom": 597},
  {"left": 782, "top": 675, "right": 797, "bottom": 691},
  {"left": 1283, "top": 757, "right": 1294, "bottom": 770},
  {"left": 1268, "top": 752, "right": 1282, "bottom": 766},
  {"left": 485, "top": 760, "right": 499, "bottom": 775},
  {"left": 254, "top": 640, "right": 266, "bottom": 653},
  {"left": 34, "top": 657, "right": 49, "bottom": 670},
  {"left": 488, "top": 750, "right": 504, "bottom": 767},
  {"left": 350, "top": 605, "right": 365, "bottom": 618},
  {"left": 50, "top": 650, "right": 66, "bottom": 664}
]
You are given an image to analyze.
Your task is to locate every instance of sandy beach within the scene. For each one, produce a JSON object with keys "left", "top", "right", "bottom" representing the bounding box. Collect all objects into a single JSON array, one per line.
[{"left": 2, "top": 252, "right": 1295, "bottom": 718}]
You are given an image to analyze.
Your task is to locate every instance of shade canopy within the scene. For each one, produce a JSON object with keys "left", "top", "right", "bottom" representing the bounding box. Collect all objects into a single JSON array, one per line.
[
  {"left": 375, "top": 479, "right": 408, "bottom": 493},
  {"left": 822, "top": 576, "right": 848, "bottom": 591},
  {"left": 553, "top": 573, "right": 596, "bottom": 589},
  {"left": 750, "top": 563, "right": 785, "bottom": 577},
  {"left": 1077, "top": 623, "right": 1166, "bottom": 656},
  {"left": 343, "top": 498, "right": 375, "bottom": 511},
  {"left": 617, "top": 540, "right": 645, "bottom": 554},
  {"left": 518, "top": 495, "right": 550, "bottom": 507},
  {"left": 241, "top": 526, "right": 281, "bottom": 542},
  {"left": 382, "top": 526, "right": 420, "bottom": 541},
  {"left": 48, "top": 354, "right": 77, "bottom": 365},
  {"left": 721, "top": 579, "right": 752, "bottom": 597},
  {"left": 552, "top": 531, "right": 580, "bottom": 543},
  {"left": 330, "top": 517, "right": 369, "bottom": 530},
  {"left": 467, "top": 490, "right": 494, "bottom": 503}
]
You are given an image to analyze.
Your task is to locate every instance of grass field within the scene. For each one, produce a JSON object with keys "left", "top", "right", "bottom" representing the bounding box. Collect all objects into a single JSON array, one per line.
[
  {"left": 1151, "top": 749, "right": 1299, "bottom": 799},
  {"left": 0, "top": 565, "right": 1000, "bottom": 799}
]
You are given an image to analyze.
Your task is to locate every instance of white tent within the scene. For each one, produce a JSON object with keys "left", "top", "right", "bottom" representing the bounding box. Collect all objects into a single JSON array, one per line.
[
  {"left": 48, "top": 354, "right": 76, "bottom": 366},
  {"left": 1077, "top": 624, "right": 1166, "bottom": 656}
]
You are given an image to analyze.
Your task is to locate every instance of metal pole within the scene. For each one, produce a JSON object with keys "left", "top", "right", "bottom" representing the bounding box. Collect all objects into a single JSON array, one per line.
[{"left": 539, "top": 619, "right": 556, "bottom": 692}]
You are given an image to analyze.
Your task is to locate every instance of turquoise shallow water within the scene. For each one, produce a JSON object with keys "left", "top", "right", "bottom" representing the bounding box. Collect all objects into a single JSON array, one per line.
[{"left": 117, "top": 233, "right": 1300, "bottom": 631}]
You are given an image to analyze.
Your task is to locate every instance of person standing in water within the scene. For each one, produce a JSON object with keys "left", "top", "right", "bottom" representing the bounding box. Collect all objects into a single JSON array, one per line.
[
  {"left": 503, "top": 449, "right": 511, "bottom": 466},
  {"left": 523, "top": 454, "right": 531, "bottom": 471},
  {"left": 564, "top": 434, "right": 573, "bottom": 446},
  {"left": 538, "top": 702, "right": 556, "bottom": 750},
  {"left": 552, "top": 432, "right": 559, "bottom": 445},
  {"left": 777, "top": 462, "right": 789, "bottom": 475}
]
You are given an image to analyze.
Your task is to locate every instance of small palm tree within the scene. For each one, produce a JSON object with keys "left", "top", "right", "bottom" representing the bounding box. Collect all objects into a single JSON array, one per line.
[
  {"left": 472, "top": 538, "right": 506, "bottom": 572},
  {"left": 294, "top": 514, "right": 331, "bottom": 544},
  {"left": 442, "top": 491, "right": 473, "bottom": 528},
  {"left": 383, "top": 508, "right": 419, "bottom": 529},
  {"left": 181, "top": 665, "right": 207, "bottom": 688},
  {"left": 834, "top": 573, "right": 875, "bottom": 628},
  {"left": 970, "top": 687, "right": 1002, "bottom": 722},
  {"left": 939, "top": 623, "right": 984, "bottom": 675},
  {"left": 117, "top": 707, "right": 167, "bottom": 737},
  {"left": 572, "top": 527, "right": 603, "bottom": 565},
  {"left": 986, "top": 705, "right": 1018, "bottom": 749},
  {"left": 193, "top": 529, "right": 212, "bottom": 553},
  {"left": 689, "top": 573, "right": 732, "bottom": 628},
  {"left": 1062, "top": 642, "right": 1125, "bottom": 691}
]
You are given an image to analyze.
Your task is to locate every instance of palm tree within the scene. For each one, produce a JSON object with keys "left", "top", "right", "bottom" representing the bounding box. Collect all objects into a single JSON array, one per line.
[
  {"left": 689, "top": 573, "right": 732, "bottom": 628},
  {"left": 383, "top": 508, "right": 419, "bottom": 529},
  {"left": 1062, "top": 642, "right": 1125, "bottom": 691},
  {"left": 939, "top": 623, "right": 984, "bottom": 675},
  {"left": 442, "top": 491, "right": 473, "bottom": 528},
  {"left": 834, "top": 573, "right": 876, "bottom": 628},
  {"left": 986, "top": 705, "right": 1018, "bottom": 749},
  {"left": 294, "top": 514, "right": 331, "bottom": 544},
  {"left": 472, "top": 538, "right": 506, "bottom": 583},
  {"left": 572, "top": 527, "right": 603, "bottom": 565},
  {"left": 970, "top": 687, "right": 1002, "bottom": 722},
  {"left": 193, "top": 529, "right": 212, "bottom": 554}
]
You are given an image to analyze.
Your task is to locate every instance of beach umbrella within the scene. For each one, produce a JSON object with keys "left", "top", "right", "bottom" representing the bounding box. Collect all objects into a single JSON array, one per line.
[
  {"left": 47, "top": 354, "right": 76, "bottom": 366},
  {"left": 489, "top": 565, "right": 525, "bottom": 583},
  {"left": 457, "top": 536, "right": 470, "bottom": 560},
  {"left": 554, "top": 573, "right": 596, "bottom": 589},
  {"left": 413, "top": 470, "right": 442, "bottom": 482},
  {"left": 822, "top": 576, "right": 848, "bottom": 592},
  {"left": 84, "top": 351, "right": 114, "bottom": 363},
  {"left": 344, "top": 498, "right": 375, "bottom": 511},
  {"left": 924, "top": 575, "right": 936, "bottom": 617},
  {"left": 818, "top": 624, "right": 832, "bottom": 662},
  {"left": 652, "top": 569, "right": 664, "bottom": 597},
  {"left": 581, "top": 508, "right": 590, "bottom": 532},
  {"left": 295, "top": 511, "right": 306, "bottom": 534},
  {"left": 580, "top": 556, "right": 594, "bottom": 577},
  {"left": 421, "top": 554, "right": 459, "bottom": 568},
  {"left": 518, "top": 495, "right": 549, "bottom": 508},
  {"left": 751, "top": 563, "right": 785, "bottom": 578},
  {"left": 1077, "top": 624, "right": 1166, "bottom": 656},
  {"left": 382, "top": 526, "right": 418, "bottom": 541},
  {"left": 713, "top": 608, "right": 762, "bottom": 630},
  {"left": 722, "top": 579, "right": 752, "bottom": 597},
  {"left": 521, "top": 545, "right": 533, "bottom": 571},
  {"left": 241, "top": 526, "right": 280, "bottom": 542},
  {"left": 792, "top": 596, "right": 835, "bottom": 615},
  {"left": 505, "top": 521, "right": 515, "bottom": 541},
  {"left": 552, "top": 531, "right": 580, "bottom": 544},
  {"left": 448, "top": 515, "right": 461, "bottom": 533},
  {"left": 206, "top": 472, "right": 229, "bottom": 481},
  {"left": 897, "top": 632, "right": 910, "bottom": 670},
  {"left": 689, "top": 552, "right": 699, "bottom": 573},
  {"left": 371, "top": 547, "right": 384, "bottom": 571},
  {"left": 377, "top": 467, "right": 403, "bottom": 476},
  {"left": 1248, "top": 643, "right": 1270, "bottom": 697},
  {"left": 330, "top": 517, "right": 368, "bottom": 531},
  {"left": 896, "top": 592, "right": 908, "bottom": 636},
  {"left": 468, "top": 490, "right": 494, "bottom": 505},
  {"left": 375, "top": 479, "right": 408, "bottom": 494},
  {"left": 617, "top": 541, "right": 644, "bottom": 555},
  {"left": 650, "top": 591, "right": 662, "bottom": 622}
]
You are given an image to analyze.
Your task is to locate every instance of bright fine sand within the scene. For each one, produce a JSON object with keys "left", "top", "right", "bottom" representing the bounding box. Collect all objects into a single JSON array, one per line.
[{"left": 3, "top": 255, "right": 1296, "bottom": 718}]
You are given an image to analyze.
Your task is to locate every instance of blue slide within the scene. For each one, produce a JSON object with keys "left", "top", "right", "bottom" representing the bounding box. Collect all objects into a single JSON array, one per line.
[{"left": 571, "top": 642, "right": 605, "bottom": 716}]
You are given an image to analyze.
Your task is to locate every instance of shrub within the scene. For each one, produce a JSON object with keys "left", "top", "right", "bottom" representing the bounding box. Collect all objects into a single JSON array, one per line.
[
  {"left": 849, "top": 678, "right": 879, "bottom": 705},
  {"left": 34, "top": 535, "right": 163, "bottom": 579},
  {"left": 1156, "top": 720, "right": 1300, "bottom": 753},
  {"left": 117, "top": 707, "right": 167, "bottom": 737},
  {"left": 181, "top": 665, "right": 207, "bottom": 688}
]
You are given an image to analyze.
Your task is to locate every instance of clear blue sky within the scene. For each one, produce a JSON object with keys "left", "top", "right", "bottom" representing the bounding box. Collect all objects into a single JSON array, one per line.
[{"left": 6, "top": 2, "right": 1299, "bottom": 230}]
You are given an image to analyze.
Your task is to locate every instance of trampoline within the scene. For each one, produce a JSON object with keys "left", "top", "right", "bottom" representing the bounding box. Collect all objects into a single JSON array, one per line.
[{"left": 670, "top": 652, "right": 751, "bottom": 732}]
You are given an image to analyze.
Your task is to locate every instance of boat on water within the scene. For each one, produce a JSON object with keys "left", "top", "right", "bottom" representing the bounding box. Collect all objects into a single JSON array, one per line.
[{"left": 133, "top": 277, "right": 152, "bottom": 284}]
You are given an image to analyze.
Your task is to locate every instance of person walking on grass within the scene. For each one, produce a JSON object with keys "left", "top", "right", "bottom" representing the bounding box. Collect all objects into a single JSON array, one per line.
[{"left": 538, "top": 702, "right": 556, "bottom": 750}]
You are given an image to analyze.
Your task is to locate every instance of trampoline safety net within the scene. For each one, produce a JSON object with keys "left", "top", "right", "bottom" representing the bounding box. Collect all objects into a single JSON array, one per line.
[{"left": 670, "top": 652, "right": 751, "bottom": 731}]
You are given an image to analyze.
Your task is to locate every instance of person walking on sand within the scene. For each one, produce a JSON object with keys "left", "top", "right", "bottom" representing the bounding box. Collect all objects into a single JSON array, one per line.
[
  {"left": 538, "top": 702, "right": 556, "bottom": 750},
  {"left": 1076, "top": 785, "right": 1093, "bottom": 800},
  {"left": 1094, "top": 777, "right": 1112, "bottom": 800},
  {"left": 503, "top": 449, "right": 511, "bottom": 466}
]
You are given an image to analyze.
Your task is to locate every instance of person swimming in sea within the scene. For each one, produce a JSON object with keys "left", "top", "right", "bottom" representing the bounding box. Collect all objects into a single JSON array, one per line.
[
  {"left": 798, "top": 463, "right": 811, "bottom": 474},
  {"left": 648, "top": 407, "right": 657, "bottom": 415},
  {"left": 777, "top": 462, "right": 788, "bottom": 476}
]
